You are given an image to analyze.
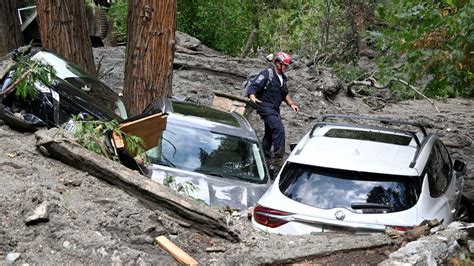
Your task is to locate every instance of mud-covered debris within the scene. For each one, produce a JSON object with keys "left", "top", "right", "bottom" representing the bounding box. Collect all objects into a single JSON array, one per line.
[{"left": 384, "top": 219, "right": 443, "bottom": 242}]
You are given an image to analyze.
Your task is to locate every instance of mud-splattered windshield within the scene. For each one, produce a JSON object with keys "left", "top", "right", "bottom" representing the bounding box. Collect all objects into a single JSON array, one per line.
[{"left": 147, "top": 122, "right": 268, "bottom": 183}]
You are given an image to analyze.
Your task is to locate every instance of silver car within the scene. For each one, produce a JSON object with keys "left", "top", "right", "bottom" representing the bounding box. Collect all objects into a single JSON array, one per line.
[
  {"left": 145, "top": 98, "right": 271, "bottom": 209},
  {"left": 252, "top": 114, "right": 467, "bottom": 234}
]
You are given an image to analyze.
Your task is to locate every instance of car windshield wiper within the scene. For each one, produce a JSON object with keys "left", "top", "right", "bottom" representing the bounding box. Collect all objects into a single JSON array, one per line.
[
  {"left": 151, "top": 155, "right": 176, "bottom": 168},
  {"left": 351, "top": 202, "right": 392, "bottom": 209},
  {"left": 196, "top": 170, "right": 226, "bottom": 178}
]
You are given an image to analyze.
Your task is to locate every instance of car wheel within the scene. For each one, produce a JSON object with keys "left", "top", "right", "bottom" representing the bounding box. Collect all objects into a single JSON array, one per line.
[{"left": 456, "top": 196, "right": 472, "bottom": 222}]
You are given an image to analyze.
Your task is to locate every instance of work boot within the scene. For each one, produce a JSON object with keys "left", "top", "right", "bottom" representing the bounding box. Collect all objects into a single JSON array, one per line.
[
  {"left": 264, "top": 156, "right": 275, "bottom": 177},
  {"left": 273, "top": 150, "right": 285, "bottom": 176}
]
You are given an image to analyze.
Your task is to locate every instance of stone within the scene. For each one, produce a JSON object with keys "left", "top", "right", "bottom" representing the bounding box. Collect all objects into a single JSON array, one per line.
[
  {"left": 206, "top": 246, "right": 226, "bottom": 253},
  {"left": 25, "top": 201, "right": 50, "bottom": 225},
  {"left": 63, "top": 241, "right": 71, "bottom": 249},
  {"left": 5, "top": 252, "right": 21, "bottom": 264}
]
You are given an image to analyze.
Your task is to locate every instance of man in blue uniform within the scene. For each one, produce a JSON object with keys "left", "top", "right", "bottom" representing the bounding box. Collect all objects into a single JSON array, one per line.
[{"left": 246, "top": 52, "right": 299, "bottom": 175}]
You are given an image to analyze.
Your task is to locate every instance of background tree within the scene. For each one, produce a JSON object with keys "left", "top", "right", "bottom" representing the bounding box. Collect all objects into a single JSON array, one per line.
[
  {"left": 36, "top": 0, "right": 97, "bottom": 76},
  {"left": 123, "top": 0, "right": 177, "bottom": 116},
  {"left": 0, "top": 0, "right": 23, "bottom": 57},
  {"left": 371, "top": 0, "right": 473, "bottom": 97}
]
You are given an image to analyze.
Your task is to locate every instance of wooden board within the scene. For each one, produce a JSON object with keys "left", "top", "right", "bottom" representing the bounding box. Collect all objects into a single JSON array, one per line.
[
  {"left": 112, "top": 112, "right": 168, "bottom": 155},
  {"left": 155, "top": 235, "right": 199, "bottom": 265}
]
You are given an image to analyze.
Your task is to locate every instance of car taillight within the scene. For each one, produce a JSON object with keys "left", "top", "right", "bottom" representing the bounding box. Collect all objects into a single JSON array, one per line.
[
  {"left": 385, "top": 225, "right": 411, "bottom": 231},
  {"left": 253, "top": 204, "right": 291, "bottom": 228}
]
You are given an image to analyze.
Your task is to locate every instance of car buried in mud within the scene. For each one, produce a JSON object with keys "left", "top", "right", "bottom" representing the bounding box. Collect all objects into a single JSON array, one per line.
[
  {"left": 0, "top": 47, "right": 271, "bottom": 209},
  {"left": 0, "top": 47, "right": 128, "bottom": 130},
  {"left": 143, "top": 98, "right": 271, "bottom": 209},
  {"left": 252, "top": 114, "right": 468, "bottom": 234}
]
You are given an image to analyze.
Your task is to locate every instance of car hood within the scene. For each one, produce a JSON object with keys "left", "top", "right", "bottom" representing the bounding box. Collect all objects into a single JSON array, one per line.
[{"left": 148, "top": 163, "right": 270, "bottom": 209}]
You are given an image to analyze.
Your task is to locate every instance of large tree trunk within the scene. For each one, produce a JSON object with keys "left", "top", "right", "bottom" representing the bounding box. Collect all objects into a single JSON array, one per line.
[
  {"left": 0, "top": 0, "right": 23, "bottom": 57},
  {"left": 123, "top": 0, "right": 176, "bottom": 116},
  {"left": 36, "top": 0, "right": 97, "bottom": 76}
]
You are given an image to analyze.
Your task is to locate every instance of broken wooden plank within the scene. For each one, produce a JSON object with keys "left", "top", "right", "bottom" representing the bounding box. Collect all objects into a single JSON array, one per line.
[
  {"left": 35, "top": 128, "right": 240, "bottom": 242},
  {"left": 211, "top": 90, "right": 255, "bottom": 117},
  {"left": 156, "top": 235, "right": 198, "bottom": 265},
  {"left": 112, "top": 112, "right": 168, "bottom": 155}
]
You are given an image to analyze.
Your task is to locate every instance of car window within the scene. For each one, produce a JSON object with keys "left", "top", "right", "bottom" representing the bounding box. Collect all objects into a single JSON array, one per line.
[
  {"left": 426, "top": 142, "right": 450, "bottom": 197},
  {"left": 436, "top": 141, "right": 452, "bottom": 176},
  {"left": 146, "top": 122, "right": 267, "bottom": 183},
  {"left": 278, "top": 163, "right": 420, "bottom": 213}
]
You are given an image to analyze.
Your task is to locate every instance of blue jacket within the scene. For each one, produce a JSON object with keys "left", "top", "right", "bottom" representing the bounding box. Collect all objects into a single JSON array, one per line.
[{"left": 247, "top": 68, "right": 288, "bottom": 117}]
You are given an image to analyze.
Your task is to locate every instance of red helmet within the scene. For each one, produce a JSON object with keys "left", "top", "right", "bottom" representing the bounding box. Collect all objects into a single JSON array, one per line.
[{"left": 274, "top": 52, "right": 292, "bottom": 65}]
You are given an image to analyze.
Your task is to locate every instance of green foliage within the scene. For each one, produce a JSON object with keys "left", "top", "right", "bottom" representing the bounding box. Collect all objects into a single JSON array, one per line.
[
  {"left": 258, "top": 1, "right": 349, "bottom": 60},
  {"left": 372, "top": 0, "right": 474, "bottom": 98},
  {"left": 177, "top": 0, "right": 254, "bottom": 56},
  {"left": 12, "top": 56, "right": 57, "bottom": 100},
  {"left": 70, "top": 117, "right": 146, "bottom": 161},
  {"left": 106, "top": 0, "right": 128, "bottom": 42},
  {"left": 163, "top": 175, "right": 198, "bottom": 197}
]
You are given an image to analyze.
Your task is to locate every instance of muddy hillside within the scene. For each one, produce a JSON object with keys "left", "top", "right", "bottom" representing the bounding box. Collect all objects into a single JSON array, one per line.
[{"left": 1, "top": 33, "right": 473, "bottom": 264}]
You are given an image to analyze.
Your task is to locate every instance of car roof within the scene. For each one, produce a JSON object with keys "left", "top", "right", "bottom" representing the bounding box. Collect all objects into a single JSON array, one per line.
[
  {"left": 289, "top": 123, "right": 426, "bottom": 176},
  {"left": 166, "top": 99, "right": 258, "bottom": 141}
]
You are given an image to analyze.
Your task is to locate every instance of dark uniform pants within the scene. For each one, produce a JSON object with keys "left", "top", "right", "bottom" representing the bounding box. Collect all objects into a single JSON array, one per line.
[{"left": 262, "top": 114, "right": 285, "bottom": 170}]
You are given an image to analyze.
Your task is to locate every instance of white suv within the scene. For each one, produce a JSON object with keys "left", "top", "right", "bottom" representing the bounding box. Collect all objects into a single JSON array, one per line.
[{"left": 252, "top": 114, "right": 468, "bottom": 235}]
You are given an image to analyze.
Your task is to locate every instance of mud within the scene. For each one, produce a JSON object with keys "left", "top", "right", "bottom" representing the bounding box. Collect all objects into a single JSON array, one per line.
[{"left": 0, "top": 44, "right": 472, "bottom": 264}]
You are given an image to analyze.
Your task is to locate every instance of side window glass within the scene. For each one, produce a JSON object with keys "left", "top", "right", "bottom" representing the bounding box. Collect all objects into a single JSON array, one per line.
[
  {"left": 436, "top": 141, "right": 452, "bottom": 178},
  {"left": 427, "top": 144, "right": 448, "bottom": 197}
]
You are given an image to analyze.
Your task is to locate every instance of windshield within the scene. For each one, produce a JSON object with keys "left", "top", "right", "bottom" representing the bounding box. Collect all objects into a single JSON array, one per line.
[
  {"left": 146, "top": 123, "right": 268, "bottom": 183},
  {"left": 31, "top": 51, "right": 127, "bottom": 119},
  {"left": 278, "top": 163, "right": 420, "bottom": 213}
]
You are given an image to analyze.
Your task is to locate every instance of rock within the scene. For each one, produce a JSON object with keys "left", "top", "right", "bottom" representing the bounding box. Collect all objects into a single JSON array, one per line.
[
  {"left": 25, "top": 201, "right": 50, "bottom": 225},
  {"left": 176, "top": 31, "right": 202, "bottom": 51},
  {"left": 130, "top": 235, "right": 154, "bottom": 245},
  {"left": 5, "top": 252, "right": 21, "bottom": 264},
  {"left": 62, "top": 178, "right": 82, "bottom": 187},
  {"left": 63, "top": 241, "right": 72, "bottom": 249},
  {"left": 206, "top": 246, "right": 226, "bottom": 253}
]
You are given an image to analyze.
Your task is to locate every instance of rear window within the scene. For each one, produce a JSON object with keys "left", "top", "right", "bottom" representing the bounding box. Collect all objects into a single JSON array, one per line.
[
  {"left": 324, "top": 129, "right": 412, "bottom": 146},
  {"left": 278, "top": 163, "right": 420, "bottom": 213},
  {"left": 172, "top": 101, "right": 239, "bottom": 127}
]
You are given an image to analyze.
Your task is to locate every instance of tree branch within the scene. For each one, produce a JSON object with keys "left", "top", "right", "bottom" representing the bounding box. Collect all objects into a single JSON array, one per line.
[
  {"left": 346, "top": 77, "right": 440, "bottom": 112},
  {"left": 0, "top": 68, "right": 35, "bottom": 96}
]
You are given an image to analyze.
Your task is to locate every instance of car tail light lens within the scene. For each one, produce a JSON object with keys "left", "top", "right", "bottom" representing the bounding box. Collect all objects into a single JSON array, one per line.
[
  {"left": 385, "top": 225, "right": 411, "bottom": 231},
  {"left": 253, "top": 204, "right": 291, "bottom": 228}
]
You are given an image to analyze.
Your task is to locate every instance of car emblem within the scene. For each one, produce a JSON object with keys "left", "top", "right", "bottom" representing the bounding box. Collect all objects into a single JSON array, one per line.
[{"left": 335, "top": 211, "right": 345, "bottom": 221}]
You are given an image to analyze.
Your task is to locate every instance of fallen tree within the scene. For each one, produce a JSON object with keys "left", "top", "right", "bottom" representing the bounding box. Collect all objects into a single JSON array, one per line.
[{"left": 35, "top": 127, "right": 240, "bottom": 243}]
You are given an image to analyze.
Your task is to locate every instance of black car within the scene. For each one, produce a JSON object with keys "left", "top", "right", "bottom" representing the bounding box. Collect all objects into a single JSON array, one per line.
[{"left": 0, "top": 47, "right": 127, "bottom": 130}]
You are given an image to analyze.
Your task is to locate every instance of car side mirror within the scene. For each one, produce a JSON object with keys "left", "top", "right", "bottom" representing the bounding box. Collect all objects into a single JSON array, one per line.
[
  {"left": 453, "top": 159, "right": 466, "bottom": 174},
  {"left": 289, "top": 143, "right": 297, "bottom": 151}
]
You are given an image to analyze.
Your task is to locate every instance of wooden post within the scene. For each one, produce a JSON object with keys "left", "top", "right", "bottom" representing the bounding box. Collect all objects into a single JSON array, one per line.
[{"left": 155, "top": 236, "right": 198, "bottom": 265}]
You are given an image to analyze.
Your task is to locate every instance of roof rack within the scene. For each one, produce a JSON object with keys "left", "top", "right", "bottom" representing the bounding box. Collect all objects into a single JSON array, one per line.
[
  {"left": 310, "top": 114, "right": 430, "bottom": 169},
  {"left": 310, "top": 114, "right": 427, "bottom": 147}
]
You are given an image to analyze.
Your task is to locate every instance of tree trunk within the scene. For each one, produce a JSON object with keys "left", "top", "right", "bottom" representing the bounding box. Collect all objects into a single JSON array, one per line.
[
  {"left": 345, "top": 0, "right": 376, "bottom": 55},
  {"left": 0, "top": 0, "right": 23, "bottom": 57},
  {"left": 123, "top": 0, "right": 176, "bottom": 116},
  {"left": 35, "top": 128, "right": 240, "bottom": 242},
  {"left": 36, "top": 0, "right": 97, "bottom": 76}
]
